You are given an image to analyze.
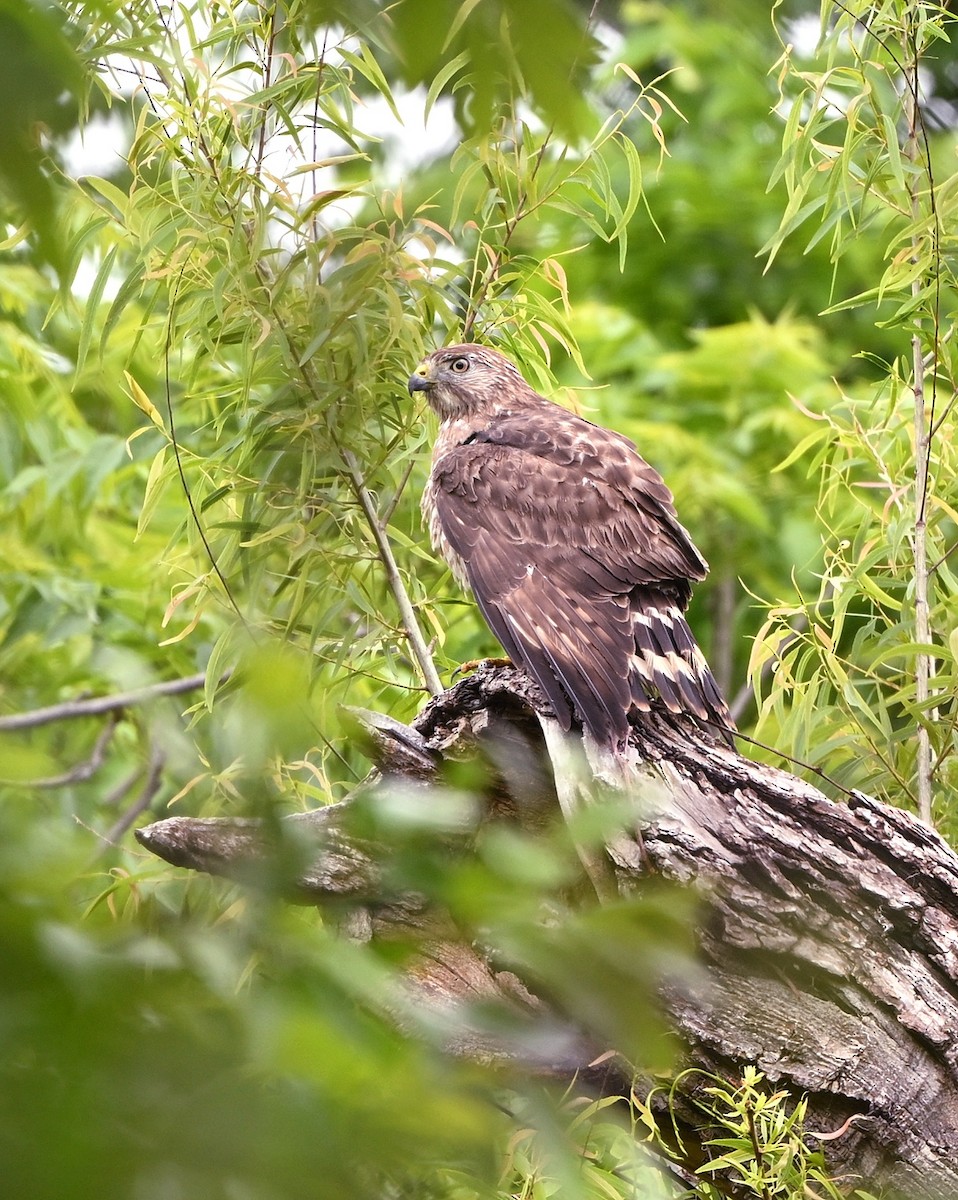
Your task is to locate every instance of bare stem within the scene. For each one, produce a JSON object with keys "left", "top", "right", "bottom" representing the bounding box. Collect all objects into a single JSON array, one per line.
[
  {"left": 98, "top": 743, "right": 167, "bottom": 855},
  {"left": 255, "top": 4, "right": 278, "bottom": 176},
  {"left": 340, "top": 446, "right": 443, "bottom": 697},
  {"left": 10, "top": 715, "right": 120, "bottom": 788},
  {"left": 711, "top": 572, "right": 736, "bottom": 699},
  {"left": 745, "top": 1101, "right": 774, "bottom": 1200},
  {"left": 905, "top": 42, "right": 936, "bottom": 826}
]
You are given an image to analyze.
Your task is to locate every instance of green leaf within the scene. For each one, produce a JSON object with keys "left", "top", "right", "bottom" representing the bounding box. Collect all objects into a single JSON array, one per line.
[
  {"left": 75, "top": 244, "right": 118, "bottom": 376},
  {"left": 425, "top": 49, "right": 470, "bottom": 122},
  {"left": 135, "top": 447, "right": 170, "bottom": 541}
]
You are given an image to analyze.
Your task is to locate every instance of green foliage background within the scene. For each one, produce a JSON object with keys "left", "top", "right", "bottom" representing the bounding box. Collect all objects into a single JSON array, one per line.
[{"left": 1, "top": 0, "right": 956, "bottom": 1195}]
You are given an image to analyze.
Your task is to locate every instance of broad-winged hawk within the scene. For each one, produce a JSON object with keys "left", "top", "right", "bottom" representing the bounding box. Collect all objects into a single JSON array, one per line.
[{"left": 409, "top": 344, "right": 733, "bottom": 749}]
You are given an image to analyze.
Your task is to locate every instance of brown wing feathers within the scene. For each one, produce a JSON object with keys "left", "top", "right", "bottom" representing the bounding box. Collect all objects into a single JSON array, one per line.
[
  {"left": 434, "top": 470, "right": 635, "bottom": 740},
  {"left": 414, "top": 345, "right": 734, "bottom": 749}
]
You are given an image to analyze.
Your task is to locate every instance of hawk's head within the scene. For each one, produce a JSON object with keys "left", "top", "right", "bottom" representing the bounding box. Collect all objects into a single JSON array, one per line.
[{"left": 408, "top": 344, "right": 530, "bottom": 419}]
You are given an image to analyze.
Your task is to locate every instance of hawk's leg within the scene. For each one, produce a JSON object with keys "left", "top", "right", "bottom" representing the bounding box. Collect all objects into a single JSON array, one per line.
[{"left": 452, "top": 656, "right": 513, "bottom": 679}]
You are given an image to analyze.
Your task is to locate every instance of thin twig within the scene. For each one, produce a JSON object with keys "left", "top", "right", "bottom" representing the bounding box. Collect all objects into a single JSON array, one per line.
[
  {"left": 142, "top": 5, "right": 246, "bottom": 630},
  {"left": 9, "top": 715, "right": 121, "bottom": 788},
  {"left": 745, "top": 1101, "right": 774, "bottom": 1200},
  {"left": 103, "top": 763, "right": 146, "bottom": 808},
  {"left": 831, "top": 0, "right": 942, "bottom": 824},
  {"left": 0, "top": 671, "right": 219, "bottom": 732},
  {"left": 255, "top": 4, "right": 278, "bottom": 176},
  {"left": 729, "top": 727, "right": 863, "bottom": 803},
  {"left": 310, "top": 31, "right": 330, "bottom": 248},
  {"left": 340, "top": 446, "right": 443, "bottom": 696},
  {"left": 460, "top": 132, "right": 554, "bottom": 342},
  {"left": 252, "top": 264, "right": 442, "bottom": 696},
  {"left": 457, "top": 2, "right": 607, "bottom": 341},
  {"left": 98, "top": 744, "right": 167, "bottom": 853},
  {"left": 381, "top": 455, "right": 418, "bottom": 527},
  {"left": 164, "top": 265, "right": 250, "bottom": 628},
  {"left": 904, "top": 29, "right": 936, "bottom": 827}
]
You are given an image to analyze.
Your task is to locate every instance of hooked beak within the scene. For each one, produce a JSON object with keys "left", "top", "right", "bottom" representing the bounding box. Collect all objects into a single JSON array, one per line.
[{"left": 407, "top": 364, "right": 433, "bottom": 396}]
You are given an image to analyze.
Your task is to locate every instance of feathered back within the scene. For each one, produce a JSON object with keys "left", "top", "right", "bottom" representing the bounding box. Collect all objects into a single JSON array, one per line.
[{"left": 410, "top": 345, "right": 733, "bottom": 748}]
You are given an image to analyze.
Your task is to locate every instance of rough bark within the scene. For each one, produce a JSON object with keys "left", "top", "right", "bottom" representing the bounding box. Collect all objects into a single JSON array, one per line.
[{"left": 136, "top": 663, "right": 958, "bottom": 1195}]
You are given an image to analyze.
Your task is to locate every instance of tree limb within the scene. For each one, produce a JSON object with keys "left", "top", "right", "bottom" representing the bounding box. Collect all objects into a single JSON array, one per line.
[
  {"left": 134, "top": 663, "right": 958, "bottom": 1194},
  {"left": 12, "top": 713, "right": 120, "bottom": 787},
  {"left": 0, "top": 671, "right": 222, "bottom": 732}
]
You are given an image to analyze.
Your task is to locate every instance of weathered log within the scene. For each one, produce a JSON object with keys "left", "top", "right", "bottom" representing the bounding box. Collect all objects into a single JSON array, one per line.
[{"left": 136, "top": 662, "right": 958, "bottom": 1195}]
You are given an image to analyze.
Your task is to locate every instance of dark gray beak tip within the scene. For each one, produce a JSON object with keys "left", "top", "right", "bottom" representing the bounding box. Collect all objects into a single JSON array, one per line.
[{"left": 407, "top": 374, "right": 432, "bottom": 396}]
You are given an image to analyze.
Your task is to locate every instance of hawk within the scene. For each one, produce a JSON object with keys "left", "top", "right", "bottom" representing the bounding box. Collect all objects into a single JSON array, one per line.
[{"left": 408, "top": 344, "right": 733, "bottom": 749}]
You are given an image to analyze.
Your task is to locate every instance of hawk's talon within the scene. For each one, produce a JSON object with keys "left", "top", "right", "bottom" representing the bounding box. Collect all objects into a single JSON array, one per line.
[{"left": 452, "top": 656, "right": 513, "bottom": 679}]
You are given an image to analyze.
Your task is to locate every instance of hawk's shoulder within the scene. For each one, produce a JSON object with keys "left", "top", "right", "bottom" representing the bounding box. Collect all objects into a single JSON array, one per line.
[
  {"left": 455, "top": 400, "right": 633, "bottom": 465},
  {"left": 429, "top": 399, "right": 706, "bottom": 587}
]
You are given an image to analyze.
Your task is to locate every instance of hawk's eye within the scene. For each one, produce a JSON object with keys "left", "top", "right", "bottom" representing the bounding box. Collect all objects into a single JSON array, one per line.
[{"left": 450, "top": 357, "right": 470, "bottom": 373}]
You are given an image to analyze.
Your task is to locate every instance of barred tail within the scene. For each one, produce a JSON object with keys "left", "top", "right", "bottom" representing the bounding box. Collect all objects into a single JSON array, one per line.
[{"left": 629, "top": 600, "right": 734, "bottom": 744}]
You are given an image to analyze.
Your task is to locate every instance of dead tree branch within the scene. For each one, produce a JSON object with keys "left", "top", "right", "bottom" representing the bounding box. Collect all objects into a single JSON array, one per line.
[
  {"left": 135, "top": 663, "right": 958, "bottom": 1195},
  {"left": 0, "top": 671, "right": 223, "bottom": 732}
]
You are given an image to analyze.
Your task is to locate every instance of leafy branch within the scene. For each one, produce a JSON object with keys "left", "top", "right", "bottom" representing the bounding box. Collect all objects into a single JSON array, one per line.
[
  {"left": 260, "top": 275, "right": 444, "bottom": 697},
  {"left": 452, "top": 66, "right": 675, "bottom": 354},
  {"left": 759, "top": 0, "right": 956, "bottom": 821},
  {"left": 902, "top": 22, "right": 940, "bottom": 826},
  {"left": 825, "top": 0, "right": 944, "bottom": 825}
]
